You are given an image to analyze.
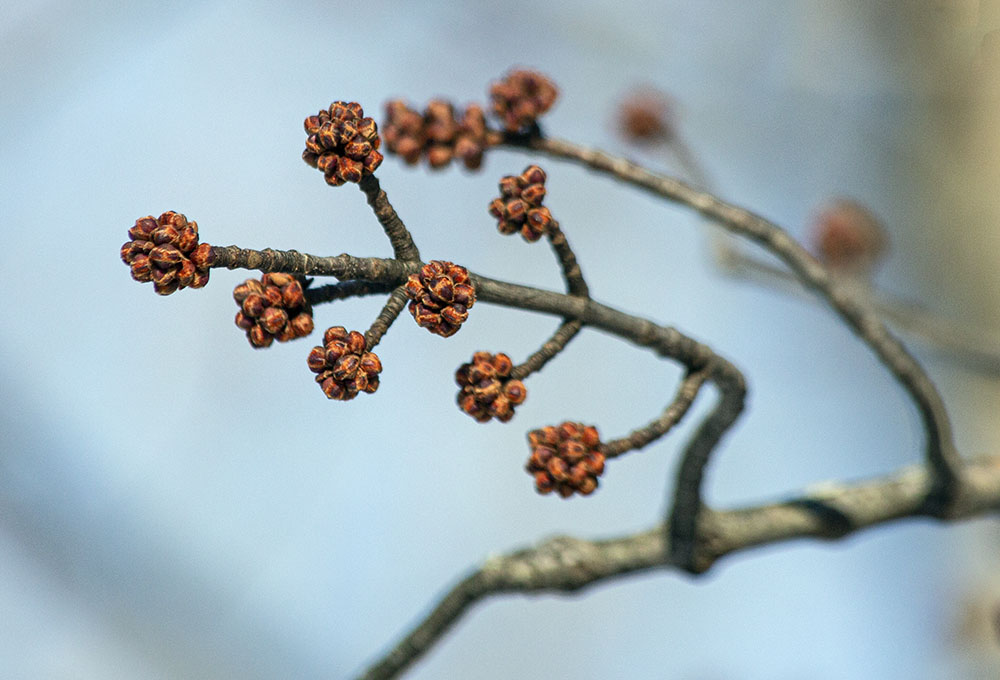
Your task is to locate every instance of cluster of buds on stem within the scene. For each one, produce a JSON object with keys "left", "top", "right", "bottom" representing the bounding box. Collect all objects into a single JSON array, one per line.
[
  {"left": 233, "top": 273, "right": 314, "bottom": 348},
  {"left": 525, "top": 423, "right": 605, "bottom": 497},
  {"left": 381, "top": 99, "right": 495, "bottom": 170},
  {"left": 455, "top": 352, "right": 527, "bottom": 422},
  {"left": 489, "top": 69, "right": 558, "bottom": 133},
  {"left": 120, "top": 212, "right": 213, "bottom": 295},
  {"left": 120, "top": 75, "right": 623, "bottom": 499},
  {"left": 488, "top": 165, "right": 552, "bottom": 242},
  {"left": 307, "top": 327, "right": 382, "bottom": 400},
  {"left": 302, "top": 101, "right": 383, "bottom": 186},
  {"left": 404, "top": 261, "right": 476, "bottom": 337},
  {"left": 810, "top": 198, "right": 888, "bottom": 276},
  {"left": 617, "top": 87, "right": 675, "bottom": 144}
]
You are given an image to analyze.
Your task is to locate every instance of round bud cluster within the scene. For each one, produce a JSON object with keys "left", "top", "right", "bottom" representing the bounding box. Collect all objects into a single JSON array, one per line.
[
  {"left": 233, "top": 273, "right": 314, "bottom": 348},
  {"left": 810, "top": 198, "right": 888, "bottom": 275},
  {"left": 306, "top": 327, "right": 382, "bottom": 400},
  {"left": 488, "top": 165, "right": 552, "bottom": 242},
  {"left": 455, "top": 352, "right": 527, "bottom": 423},
  {"left": 489, "top": 69, "right": 559, "bottom": 133},
  {"left": 382, "top": 99, "right": 493, "bottom": 170},
  {"left": 404, "top": 261, "right": 476, "bottom": 338},
  {"left": 525, "top": 422, "right": 605, "bottom": 497},
  {"left": 120, "top": 211, "right": 214, "bottom": 295},
  {"left": 302, "top": 101, "right": 384, "bottom": 186},
  {"left": 618, "top": 87, "right": 675, "bottom": 143}
]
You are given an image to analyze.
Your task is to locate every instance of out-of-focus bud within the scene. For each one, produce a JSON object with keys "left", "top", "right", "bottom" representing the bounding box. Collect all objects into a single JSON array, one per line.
[
  {"left": 810, "top": 198, "right": 888, "bottom": 276},
  {"left": 617, "top": 86, "right": 675, "bottom": 144}
]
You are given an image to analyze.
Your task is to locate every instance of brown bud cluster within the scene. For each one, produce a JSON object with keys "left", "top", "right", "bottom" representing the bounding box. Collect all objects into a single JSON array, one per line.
[
  {"left": 381, "top": 99, "right": 494, "bottom": 170},
  {"left": 525, "top": 422, "right": 605, "bottom": 497},
  {"left": 306, "top": 327, "right": 382, "bottom": 400},
  {"left": 455, "top": 352, "right": 527, "bottom": 423},
  {"left": 618, "top": 87, "right": 675, "bottom": 143},
  {"left": 404, "top": 261, "right": 476, "bottom": 337},
  {"left": 232, "top": 273, "right": 314, "bottom": 348},
  {"left": 487, "top": 165, "right": 552, "bottom": 242},
  {"left": 810, "top": 198, "right": 888, "bottom": 275},
  {"left": 302, "top": 101, "right": 383, "bottom": 186},
  {"left": 120, "top": 211, "right": 214, "bottom": 295},
  {"left": 489, "top": 69, "right": 558, "bottom": 133}
]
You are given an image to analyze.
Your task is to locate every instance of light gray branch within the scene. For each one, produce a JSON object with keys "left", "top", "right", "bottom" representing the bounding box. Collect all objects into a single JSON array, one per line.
[{"left": 356, "top": 457, "right": 1000, "bottom": 680}]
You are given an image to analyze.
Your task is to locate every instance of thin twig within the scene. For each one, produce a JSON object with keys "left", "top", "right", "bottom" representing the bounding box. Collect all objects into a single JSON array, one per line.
[
  {"left": 877, "top": 295, "right": 1000, "bottom": 377},
  {"left": 355, "top": 456, "right": 1000, "bottom": 680},
  {"left": 510, "top": 319, "right": 583, "bottom": 381},
  {"left": 358, "top": 175, "right": 422, "bottom": 262},
  {"left": 546, "top": 220, "right": 588, "bottom": 297},
  {"left": 601, "top": 367, "right": 708, "bottom": 457},
  {"left": 365, "top": 286, "right": 410, "bottom": 350},
  {"left": 509, "top": 219, "right": 588, "bottom": 381},
  {"left": 710, "top": 247, "right": 1000, "bottom": 377}
]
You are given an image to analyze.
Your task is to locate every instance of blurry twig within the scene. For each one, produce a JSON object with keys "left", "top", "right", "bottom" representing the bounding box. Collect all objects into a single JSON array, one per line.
[
  {"left": 617, "top": 86, "right": 1000, "bottom": 378},
  {"left": 718, "top": 243, "right": 1000, "bottom": 377}
]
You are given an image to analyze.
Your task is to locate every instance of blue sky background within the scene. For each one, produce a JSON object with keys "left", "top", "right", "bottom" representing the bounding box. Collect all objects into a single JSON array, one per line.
[{"left": 1, "top": 1, "right": 998, "bottom": 678}]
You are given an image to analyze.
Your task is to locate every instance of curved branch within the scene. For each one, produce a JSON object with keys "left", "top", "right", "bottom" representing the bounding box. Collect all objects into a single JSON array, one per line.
[
  {"left": 601, "top": 367, "right": 707, "bottom": 458},
  {"left": 505, "top": 134, "right": 961, "bottom": 506},
  {"left": 667, "top": 359, "right": 746, "bottom": 572},
  {"left": 706, "top": 246, "right": 1000, "bottom": 378},
  {"left": 510, "top": 318, "right": 583, "bottom": 381},
  {"left": 355, "top": 456, "right": 1000, "bottom": 680}
]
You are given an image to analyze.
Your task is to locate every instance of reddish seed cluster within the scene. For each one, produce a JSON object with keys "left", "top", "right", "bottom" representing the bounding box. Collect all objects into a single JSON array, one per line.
[
  {"left": 525, "top": 422, "right": 605, "bottom": 497},
  {"left": 810, "top": 198, "right": 888, "bottom": 274},
  {"left": 488, "top": 165, "right": 552, "bottom": 242},
  {"left": 489, "top": 69, "right": 559, "bottom": 133},
  {"left": 455, "top": 352, "right": 528, "bottom": 423},
  {"left": 381, "top": 99, "right": 493, "bottom": 170},
  {"left": 232, "top": 273, "right": 314, "bottom": 348},
  {"left": 120, "top": 211, "right": 213, "bottom": 295},
  {"left": 618, "top": 87, "right": 675, "bottom": 143},
  {"left": 302, "top": 101, "right": 384, "bottom": 186},
  {"left": 404, "top": 261, "right": 476, "bottom": 337},
  {"left": 307, "top": 327, "right": 382, "bottom": 400}
]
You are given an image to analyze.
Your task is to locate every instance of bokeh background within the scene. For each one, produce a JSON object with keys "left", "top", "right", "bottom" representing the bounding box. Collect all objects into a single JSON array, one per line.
[{"left": 2, "top": 1, "right": 999, "bottom": 678}]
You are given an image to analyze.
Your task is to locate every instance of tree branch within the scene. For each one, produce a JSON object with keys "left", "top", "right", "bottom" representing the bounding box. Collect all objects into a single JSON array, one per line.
[
  {"left": 209, "top": 247, "right": 720, "bottom": 376},
  {"left": 505, "top": 134, "right": 962, "bottom": 506},
  {"left": 707, "top": 246, "right": 1000, "bottom": 378},
  {"left": 365, "top": 286, "right": 410, "bottom": 349},
  {"left": 122, "top": 75, "right": 995, "bottom": 680},
  {"left": 601, "top": 368, "right": 708, "bottom": 457},
  {"left": 358, "top": 175, "right": 421, "bottom": 262},
  {"left": 356, "top": 456, "right": 1000, "bottom": 680}
]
